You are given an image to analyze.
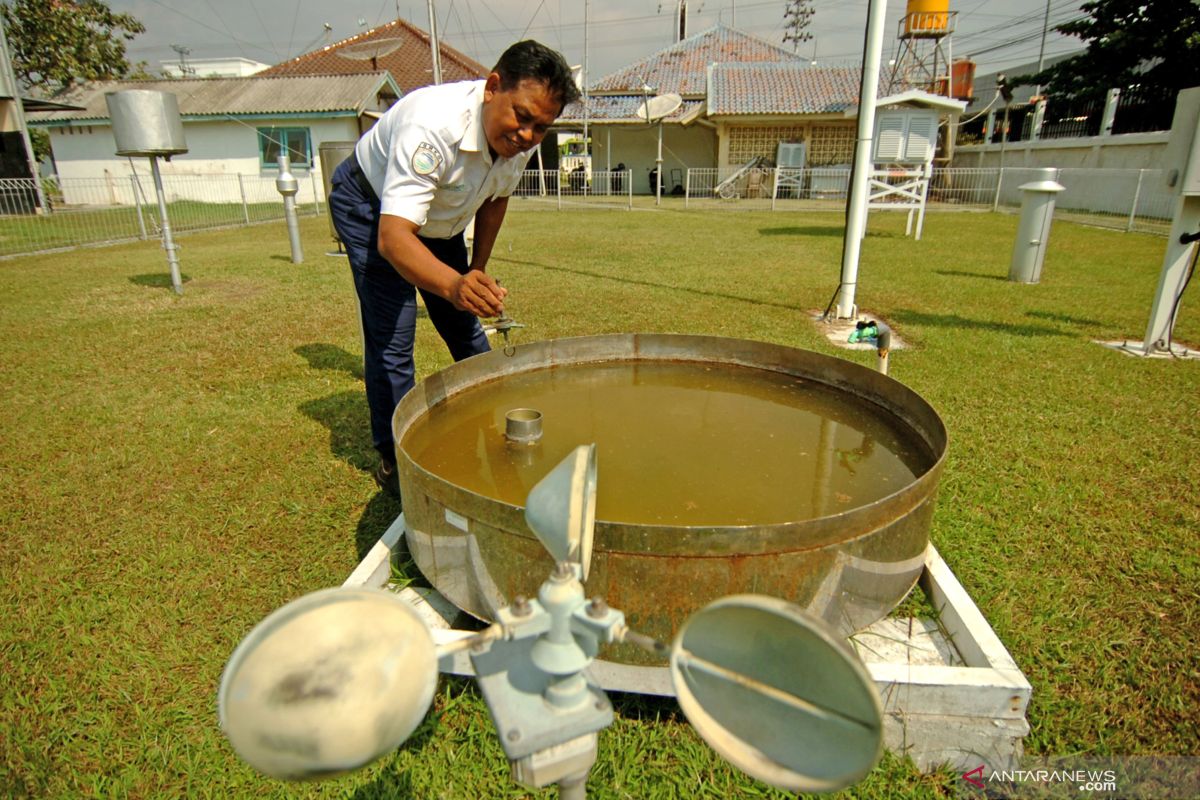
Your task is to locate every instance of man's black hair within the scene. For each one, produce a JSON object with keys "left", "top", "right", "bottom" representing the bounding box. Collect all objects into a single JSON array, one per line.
[{"left": 492, "top": 40, "right": 582, "bottom": 110}]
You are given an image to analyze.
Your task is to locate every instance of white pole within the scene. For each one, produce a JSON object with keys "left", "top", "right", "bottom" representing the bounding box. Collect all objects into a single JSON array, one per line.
[
  {"left": 536, "top": 146, "right": 546, "bottom": 196},
  {"left": 836, "top": 0, "right": 889, "bottom": 319},
  {"left": 656, "top": 121, "right": 663, "bottom": 206},
  {"left": 427, "top": 0, "right": 442, "bottom": 84},
  {"left": 583, "top": 0, "right": 590, "bottom": 194}
]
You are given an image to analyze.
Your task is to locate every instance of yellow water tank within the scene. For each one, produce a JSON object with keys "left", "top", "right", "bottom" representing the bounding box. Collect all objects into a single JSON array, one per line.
[{"left": 904, "top": 0, "right": 950, "bottom": 36}]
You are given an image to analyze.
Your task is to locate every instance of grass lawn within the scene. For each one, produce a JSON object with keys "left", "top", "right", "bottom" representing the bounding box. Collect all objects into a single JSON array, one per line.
[{"left": 1, "top": 206, "right": 1197, "bottom": 798}]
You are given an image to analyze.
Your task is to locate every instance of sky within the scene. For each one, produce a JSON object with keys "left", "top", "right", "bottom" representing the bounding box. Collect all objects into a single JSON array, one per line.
[{"left": 109, "top": 0, "right": 1086, "bottom": 82}]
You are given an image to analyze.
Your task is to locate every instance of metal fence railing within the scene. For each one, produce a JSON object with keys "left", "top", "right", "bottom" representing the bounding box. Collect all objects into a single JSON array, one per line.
[
  {"left": 0, "top": 166, "right": 1175, "bottom": 258},
  {"left": 509, "top": 169, "right": 632, "bottom": 210},
  {"left": 0, "top": 172, "right": 326, "bottom": 257}
]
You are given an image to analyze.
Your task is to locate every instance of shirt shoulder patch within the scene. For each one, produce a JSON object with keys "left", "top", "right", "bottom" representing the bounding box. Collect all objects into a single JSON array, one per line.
[{"left": 411, "top": 142, "right": 444, "bottom": 176}]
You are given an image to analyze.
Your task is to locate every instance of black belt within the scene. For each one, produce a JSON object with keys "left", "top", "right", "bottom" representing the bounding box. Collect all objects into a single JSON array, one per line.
[{"left": 346, "top": 151, "right": 379, "bottom": 204}]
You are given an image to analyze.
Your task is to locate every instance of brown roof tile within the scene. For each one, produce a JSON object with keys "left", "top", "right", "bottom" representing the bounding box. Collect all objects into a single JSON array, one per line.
[
  {"left": 591, "top": 24, "right": 805, "bottom": 97},
  {"left": 258, "top": 18, "right": 487, "bottom": 93}
]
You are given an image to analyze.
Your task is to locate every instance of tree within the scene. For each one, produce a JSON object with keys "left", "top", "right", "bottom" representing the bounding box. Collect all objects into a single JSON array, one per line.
[
  {"left": 1017, "top": 0, "right": 1200, "bottom": 100},
  {"left": 1, "top": 0, "right": 146, "bottom": 96},
  {"left": 782, "top": 0, "right": 815, "bottom": 53}
]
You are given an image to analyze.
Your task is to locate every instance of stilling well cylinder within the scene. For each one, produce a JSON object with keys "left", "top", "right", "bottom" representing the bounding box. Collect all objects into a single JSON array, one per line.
[{"left": 1009, "top": 168, "right": 1065, "bottom": 284}]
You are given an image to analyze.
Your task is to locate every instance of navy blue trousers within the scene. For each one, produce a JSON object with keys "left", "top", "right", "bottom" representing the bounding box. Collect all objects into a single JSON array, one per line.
[{"left": 328, "top": 157, "right": 490, "bottom": 465}]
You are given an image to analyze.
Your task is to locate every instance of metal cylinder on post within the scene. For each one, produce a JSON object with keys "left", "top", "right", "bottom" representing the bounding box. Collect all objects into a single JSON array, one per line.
[
  {"left": 104, "top": 89, "right": 188, "bottom": 295},
  {"left": 276, "top": 153, "right": 303, "bottom": 264},
  {"left": 1008, "top": 167, "right": 1064, "bottom": 283}
]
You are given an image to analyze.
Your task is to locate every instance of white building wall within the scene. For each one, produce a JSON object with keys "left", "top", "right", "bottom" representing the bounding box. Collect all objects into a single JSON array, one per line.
[
  {"left": 47, "top": 117, "right": 362, "bottom": 205},
  {"left": 590, "top": 124, "right": 717, "bottom": 195},
  {"left": 160, "top": 58, "right": 270, "bottom": 78}
]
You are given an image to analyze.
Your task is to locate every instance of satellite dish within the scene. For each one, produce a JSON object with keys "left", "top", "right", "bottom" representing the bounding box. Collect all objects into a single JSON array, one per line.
[
  {"left": 218, "top": 587, "right": 437, "bottom": 780},
  {"left": 636, "top": 92, "right": 683, "bottom": 122},
  {"left": 670, "top": 595, "right": 883, "bottom": 793},
  {"left": 337, "top": 38, "right": 404, "bottom": 61},
  {"left": 524, "top": 444, "right": 597, "bottom": 580}
]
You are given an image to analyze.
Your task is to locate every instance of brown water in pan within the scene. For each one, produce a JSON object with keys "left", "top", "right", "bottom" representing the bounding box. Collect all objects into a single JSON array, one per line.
[{"left": 402, "top": 360, "right": 931, "bottom": 526}]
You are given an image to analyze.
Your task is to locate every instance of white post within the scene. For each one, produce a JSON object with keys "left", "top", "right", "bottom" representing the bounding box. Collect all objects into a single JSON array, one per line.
[
  {"left": 656, "top": 121, "right": 664, "bottom": 206},
  {"left": 1127, "top": 169, "right": 1146, "bottom": 232},
  {"left": 1101, "top": 88, "right": 1121, "bottom": 136},
  {"left": 131, "top": 175, "right": 147, "bottom": 239},
  {"left": 685, "top": 169, "right": 691, "bottom": 208},
  {"left": 238, "top": 174, "right": 250, "bottom": 224},
  {"left": 1030, "top": 98, "right": 1047, "bottom": 141},
  {"left": 992, "top": 167, "right": 1004, "bottom": 212},
  {"left": 771, "top": 166, "right": 779, "bottom": 211},
  {"left": 426, "top": 0, "right": 442, "bottom": 84},
  {"left": 583, "top": 0, "right": 590, "bottom": 197},
  {"left": 835, "top": 0, "right": 889, "bottom": 319},
  {"left": 1142, "top": 196, "right": 1200, "bottom": 353},
  {"left": 626, "top": 168, "right": 632, "bottom": 209},
  {"left": 536, "top": 147, "right": 546, "bottom": 196},
  {"left": 606, "top": 127, "right": 611, "bottom": 194}
]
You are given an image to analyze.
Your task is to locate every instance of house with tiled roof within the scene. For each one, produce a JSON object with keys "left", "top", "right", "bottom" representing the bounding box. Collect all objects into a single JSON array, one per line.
[
  {"left": 559, "top": 25, "right": 869, "bottom": 194},
  {"left": 258, "top": 18, "right": 486, "bottom": 93},
  {"left": 29, "top": 72, "right": 401, "bottom": 205}
]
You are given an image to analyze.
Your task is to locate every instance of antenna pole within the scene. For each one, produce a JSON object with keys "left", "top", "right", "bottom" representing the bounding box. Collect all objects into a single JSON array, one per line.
[
  {"left": 426, "top": 0, "right": 442, "bottom": 84},
  {"left": 583, "top": 0, "right": 590, "bottom": 192}
]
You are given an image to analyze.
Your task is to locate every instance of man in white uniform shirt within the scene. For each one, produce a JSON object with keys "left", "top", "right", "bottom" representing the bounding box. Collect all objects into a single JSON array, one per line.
[{"left": 329, "top": 40, "right": 579, "bottom": 494}]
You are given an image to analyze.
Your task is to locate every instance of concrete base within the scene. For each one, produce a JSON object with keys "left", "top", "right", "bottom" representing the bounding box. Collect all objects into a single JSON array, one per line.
[
  {"left": 346, "top": 515, "right": 1031, "bottom": 774},
  {"left": 1097, "top": 340, "right": 1200, "bottom": 360}
]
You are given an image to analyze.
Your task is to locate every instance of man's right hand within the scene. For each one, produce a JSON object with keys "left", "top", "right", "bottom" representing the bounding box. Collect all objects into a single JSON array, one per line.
[{"left": 451, "top": 269, "right": 508, "bottom": 317}]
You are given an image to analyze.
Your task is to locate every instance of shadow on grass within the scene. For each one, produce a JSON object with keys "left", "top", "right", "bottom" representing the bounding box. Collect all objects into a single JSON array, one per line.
[
  {"left": 299, "top": 391, "right": 374, "bottom": 472},
  {"left": 298, "top": 389, "right": 406, "bottom": 560},
  {"left": 758, "top": 225, "right": 844, "bottom": 237},
  {"left": 491, "top": 255, "right": 803, "bottom": 312},
  {"left": 608, "top": 689, "right": 688, "bottom": 724},
  {"left": 355, "top": 490, "right": 404, "bottom": 560},
  {"left": 129, "top": 272, "right": 190, "bottom": 288},
  {"left": 1026, "top": 309, "right": 1105, "bottom": 327},
  {"left": 296, "top": 343, "right": 363, "bottom": 380},
  {"left": 891, "top": 308, "right": 1068, "bottom": 337},
  {"left": 933, "top": 269, "right": 1007, "bottom": 282}
]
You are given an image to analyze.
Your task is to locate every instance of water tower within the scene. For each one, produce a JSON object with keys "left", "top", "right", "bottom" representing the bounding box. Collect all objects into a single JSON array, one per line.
[{"left": 885, "top": 1, "right": 972, "bottom": 102}]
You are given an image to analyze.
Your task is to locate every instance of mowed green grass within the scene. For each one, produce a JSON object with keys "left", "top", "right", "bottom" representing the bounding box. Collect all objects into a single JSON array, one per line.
[{"left": 1, "top": 205, "right": 1196, "bottom": 798}]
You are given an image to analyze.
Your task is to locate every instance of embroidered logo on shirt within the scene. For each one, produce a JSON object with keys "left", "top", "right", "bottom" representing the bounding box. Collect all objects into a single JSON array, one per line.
[{"left": 411, "top": 142, "right": 443, "bottom": 176}]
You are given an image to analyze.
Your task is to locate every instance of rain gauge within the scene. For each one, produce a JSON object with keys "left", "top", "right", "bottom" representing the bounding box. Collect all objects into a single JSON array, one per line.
[
  {"left": 219, "top": 444, "right": 885, "bottom": 797},
  {"left": 105, "top": 90, "right": 188, "bottom": 295}
]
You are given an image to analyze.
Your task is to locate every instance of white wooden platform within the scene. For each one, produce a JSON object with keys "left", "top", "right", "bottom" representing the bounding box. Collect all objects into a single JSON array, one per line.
[{"left": 345, "top": 514, "right": 1031, "bottom": 773}]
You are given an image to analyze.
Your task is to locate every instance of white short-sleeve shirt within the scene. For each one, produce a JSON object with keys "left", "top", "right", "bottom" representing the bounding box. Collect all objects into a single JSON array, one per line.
[{"left": 354, "top": 80, "right": 534, "bottom": 239}]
